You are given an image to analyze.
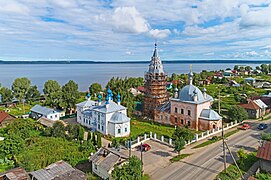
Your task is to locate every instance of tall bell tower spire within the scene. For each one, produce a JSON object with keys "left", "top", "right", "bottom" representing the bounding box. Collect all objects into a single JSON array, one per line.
[{"left": 148, "top": 43, "right": 164, "bottom": 74}]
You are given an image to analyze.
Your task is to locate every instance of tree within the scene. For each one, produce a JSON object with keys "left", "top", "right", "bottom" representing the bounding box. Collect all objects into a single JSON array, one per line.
[
  {"left": 111, "top": 139, "right": 120, "bottom": 150},
  {"left": 228, "top": 106, "right": 248, "bottom": 122},
  {"left": 51, "top": 121, "right": 65, "bottom": 138},
  {"left": 61, "top": 80, "right": 80, "bottom": 113},
  {"left": 11, "top": 77, "right": 31, "bottom": 102},
  {"left": 26, "top": 85, "right": 40, "bottom": 103},
  {"left": 234, "top": 65, "right": 239, "bottom": 71},
  {"left": 0, "top": 87, "right": 13, "bottom": 103},
  {"left": 112, "top": 156, "right": 142, "bottom": 180},
  {"left": 43, "top": 80, "right": 62, "bottom": 108},
  {"left": 172, "top": 126, "right": 194, "bottom": 143},
  {"left": 174, "top": 137, "right": 185, "bottom": 155},
  {"left": 89, "top": 83, "right": 102, "bottom": 97}
]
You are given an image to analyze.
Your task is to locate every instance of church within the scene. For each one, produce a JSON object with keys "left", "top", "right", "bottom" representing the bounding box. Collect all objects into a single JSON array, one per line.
[
  {"left": 143, "top": 44, "right": 222, "bottom": 131},
  {"left": 76, "top": 88, "right": 130, "bottom": 137}
]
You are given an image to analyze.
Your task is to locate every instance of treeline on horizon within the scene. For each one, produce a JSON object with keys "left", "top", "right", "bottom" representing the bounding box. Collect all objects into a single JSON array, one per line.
[
  {"left": 1, "top": 59, "right": 271, "bottom": 64},
  {"left": 0, "top": 77, "right": 144, "bottom": 116}
]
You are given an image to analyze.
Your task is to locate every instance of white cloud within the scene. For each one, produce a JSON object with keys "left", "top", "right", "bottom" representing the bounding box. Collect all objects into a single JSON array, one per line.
[
  {"left": 0, "top": 0, "right": 29, "bottom": 15},
  {"left": 261, "top": 45, "right": 271, "bottom": 50},
  {"left": 125, "top": 51, "right": 133, "bottom": 55},
  {"left": 149, "top": 29, "right": 171, "bottom": 39},
  {"left": 112, "top": 7, "right": 149, "bottom": 33}
]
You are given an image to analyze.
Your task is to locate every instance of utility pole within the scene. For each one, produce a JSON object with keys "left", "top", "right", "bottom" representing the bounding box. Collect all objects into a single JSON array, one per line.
[
  {"left": 219, "top": 91, "right": 227, "bottom": 173},
  {"left": 140, "top": 142, "right": 143, "bottom": 178},
  {"left": 129, "top": 138, "right": 131, "bottom": 157},
  {"left": 225, "top": 142, "right": 244, "bottom": 179}
]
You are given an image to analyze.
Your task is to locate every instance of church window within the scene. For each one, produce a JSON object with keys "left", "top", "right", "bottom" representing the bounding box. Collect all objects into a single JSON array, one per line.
[
  {"left": 188, "top": 121, "right": 191, "bottom": 127},
  {"left": 98, "top": 114, "right": 100, "bottom": 121},
  {"left": 213, "top": 124, "right": 216, "bottom": 129},
  {"left": 125, "top": 127, "right": 127, "bottom": 132},
  {"left": 188, "top": 110, "right": 191, "bottom": 116},
  {"left": 175, "top": 117, "right": 178, "bottom": 123},
  {"left": 175, "top": 107, "right": 178, "bottom": 113},
  {"left": 98, "top": 124, "right": 100, "bottom": 129},
  {"left": 118, "top": 129, "right": 121, "bottom": 134},
  {"left": 181, "top": 109, "right": 184, "bottom": 114},
  {"left": 101, "top": 126, "right": 104, "bottom": 131},
  {"left": 181, "top": 119, "right": 184, "bottom": 124}
]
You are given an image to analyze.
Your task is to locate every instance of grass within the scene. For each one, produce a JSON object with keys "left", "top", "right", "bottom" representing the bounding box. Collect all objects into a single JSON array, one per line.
[
  {"left": 170, "top": 154, "right": 192, "bottom": 163},
  {"left": 216, "top": 152, "right": 258, "bottom": 180},
  {"left": 0, "top": 103, "right": 33, "bottom": 116},
  {"left": 193, "top": 129, "right": 239, "bottom": 149}
]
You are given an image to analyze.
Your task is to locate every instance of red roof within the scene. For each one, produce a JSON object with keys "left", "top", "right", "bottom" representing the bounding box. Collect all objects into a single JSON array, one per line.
[
  {"left": 257, "top": 141, "right": 271, "bottom": 161},
  {"left": 0, "top": 110, "right": 9, "bottom": 123},
  {"left": 239, "top": 101, "right": 260, "bottom": 110}
]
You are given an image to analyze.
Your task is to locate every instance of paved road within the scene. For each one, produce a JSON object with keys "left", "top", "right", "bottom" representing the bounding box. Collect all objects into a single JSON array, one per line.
[{"left": 150, "top": 120, "right": 271, "bottom": 180}]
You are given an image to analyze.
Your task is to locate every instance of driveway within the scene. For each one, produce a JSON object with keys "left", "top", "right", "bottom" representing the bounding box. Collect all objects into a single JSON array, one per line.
[{"left": 127, "top": 140, "right": 178, "bottom": 175}]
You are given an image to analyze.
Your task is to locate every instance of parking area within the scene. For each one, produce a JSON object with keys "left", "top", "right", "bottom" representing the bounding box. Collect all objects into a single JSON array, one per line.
[{"left": 129, "top": 140, "right": 177, "bottom": 175}]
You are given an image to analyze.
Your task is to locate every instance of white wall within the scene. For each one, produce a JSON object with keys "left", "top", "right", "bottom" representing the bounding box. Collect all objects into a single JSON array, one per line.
[{"left": 45, "top": 112, "right": 60, "bottom": 121}]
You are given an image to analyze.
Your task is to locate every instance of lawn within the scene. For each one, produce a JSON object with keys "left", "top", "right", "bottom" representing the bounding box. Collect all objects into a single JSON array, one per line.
[
  {"left": 0, "top": 103, "right": 34, "bottom": 116},
  {"left": 170, "top": 154, "right": 192, "bottom": 163},
  {"left": 193, "top": 129, "right": 239, "bottom": 149},
  {"left": 130, "top": 118, "right": 175, "bottom": 139}
]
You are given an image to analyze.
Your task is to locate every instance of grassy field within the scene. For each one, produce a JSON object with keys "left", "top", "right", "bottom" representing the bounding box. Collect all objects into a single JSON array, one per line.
[
  {"left": 170, "top": 154, "right": 192, "bottom": 163},
  {"left": 193, "top": 129, "right": 239, "bottom": 149},
  {"left": 130, "top": 118, "right": 175, "bottom": 139},
  {"left": 0, "top": 103, "right": 33, "bottom": 116}
]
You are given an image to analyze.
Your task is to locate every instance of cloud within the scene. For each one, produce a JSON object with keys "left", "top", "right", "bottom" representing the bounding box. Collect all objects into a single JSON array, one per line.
[
  {"left": 149, "top": 29, "right": 171, "bottom": 39},
  {"left": 0, "top": 0, "right": 29, "bottom": 15},
  {"left": 112, "top": 7, "right": 149, "bottom": 33}
]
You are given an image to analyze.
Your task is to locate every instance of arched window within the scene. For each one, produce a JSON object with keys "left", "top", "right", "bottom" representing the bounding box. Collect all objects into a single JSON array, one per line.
[
  {"left": 188, "top": 121, "right": 191, "bottom": 127},
  {"left": 175, "top": 117, "right": 178, "bottom": 123},
  {"left": 175, "top": 107, "right": 178, "bottom": 113}
]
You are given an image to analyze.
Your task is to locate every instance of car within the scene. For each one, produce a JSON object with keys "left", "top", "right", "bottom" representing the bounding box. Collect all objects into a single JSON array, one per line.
[
  {"left": 240, "top": 123, "right": 251, "bottom": 130},
  {"left": 137, "top": 143, "right": 151, "bottom": 152},
  {"left": 258, "top": 123, "right": 268, "bottom": 130}
]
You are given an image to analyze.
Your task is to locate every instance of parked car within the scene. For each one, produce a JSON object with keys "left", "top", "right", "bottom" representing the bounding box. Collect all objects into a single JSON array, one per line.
[
  {"left": 258, "top": 123, "right": 268, "bottom": 130},
  {"left": 137, "top": 144, "right": 151, "bottom": 152},
  {"left": 240, "top": 123, "right": 251, "bottom": 130}
]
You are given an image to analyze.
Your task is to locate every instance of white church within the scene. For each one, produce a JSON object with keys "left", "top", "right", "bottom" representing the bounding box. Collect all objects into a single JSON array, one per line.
[{"left": 76, "top": 88, "right": 130, "bottom": 137}]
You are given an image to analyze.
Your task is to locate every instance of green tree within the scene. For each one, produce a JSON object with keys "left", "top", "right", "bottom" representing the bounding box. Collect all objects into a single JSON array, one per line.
[
  {"left": 172, "top": 126, "right": 194, "bottom": 143},
  {"left": 43, "top": 80, "right": 62, "bottom": 108},
  {"left": 26, "top": 85, "right": 41, "bottom": 103},
  {"left": 228, "top": 106, "right": 248, "bottom": 122},
  {"left": 112, "top": 156, "right": 142, "bottom": 180},
  {"left": 51, "top": 121, "right": 65, "bottom": 138},
  {"left": 0, "top": 87, "right": 13, "bottom": 103},
  {"left": 61, "top": 80, "right": 80, "bottom": 113},
  {"left": 111, "top": 139, "right": 120, "bottom": 150},
  {"left": 11, "top": 77, "right": 31, "bottom": 103},
  {"left": 174, "top": 137, "right": 185, "bottom": 155},
  {"left": 89, "top": 83, "right": 102, "bottom": 97}
]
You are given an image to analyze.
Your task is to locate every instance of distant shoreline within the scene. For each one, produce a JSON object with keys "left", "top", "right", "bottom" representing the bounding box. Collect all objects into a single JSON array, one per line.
[{"left": 0, "top": 60, "right": 270, "bottom": 64}]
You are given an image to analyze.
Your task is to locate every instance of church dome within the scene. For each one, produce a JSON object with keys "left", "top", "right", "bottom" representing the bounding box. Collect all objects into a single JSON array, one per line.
[{"left": 178, "top": 84, "right": 205, "bottom": 102}]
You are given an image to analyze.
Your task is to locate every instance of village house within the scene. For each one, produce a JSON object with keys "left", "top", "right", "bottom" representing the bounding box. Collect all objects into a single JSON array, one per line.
[
  {"left": 0, "top": 167, "right": 29, "bottom": 180},
  {"left": 89, "top": 147, "right": 128, "bottom": 179},
  {"left": 29, "top": 160, "right": 86, "bottom": 180},
  {"left": 76, "top": 89, "right": 130, "bottom": 137},
  {"left": 0, "top": 110, "right": 15, "bottom": 126},
  {"left": 239, "top": 99, "right": 268, "bottom": 119},
  {"left": 30, "top": 105, "right": 63, "bottom": 121},
  {"left": 257, "top": 141, "right": 271, "bottom": 173}
]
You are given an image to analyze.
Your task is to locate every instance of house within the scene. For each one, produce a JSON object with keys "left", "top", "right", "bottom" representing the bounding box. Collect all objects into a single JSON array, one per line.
[
  {"left": 228, "top": 80, "right": 240, "bottom": 87},
  {"left": 30, "top": 105, "right": 61, "bottom": 121},
  {"left": 257, "top": 141, "right": 271, "bottom": 173},
  {"left": 76, "top": 89, "right": 130, "bottom": 137},
  {"left": 244, "top": 77, "right": 256, "bottom": 85},
  {"left": 0, "top": 110, "right": 15, "bottom": 126},
  {"left": 0, "top": 167, "right": 29, "bottom": 180},
  {"left": 223, "top": 70, "right": 232, "bottom": 77},
  {"left": 29, "top": 160, "right": 86, "bottom": 180},
  {"left": 89, "top": 147, "right": 128, "bottom": 179},
  {"left": 213, "top": 72, "right": 224, "bottom": 79},
  {"left": 239, "top": 100, "right": 268, "bottom": 119}
]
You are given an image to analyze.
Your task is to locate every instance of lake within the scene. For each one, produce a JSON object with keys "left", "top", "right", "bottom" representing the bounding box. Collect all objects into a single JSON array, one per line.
[{"left": 0, "top": 63, "right": 259, "bottom": 91}]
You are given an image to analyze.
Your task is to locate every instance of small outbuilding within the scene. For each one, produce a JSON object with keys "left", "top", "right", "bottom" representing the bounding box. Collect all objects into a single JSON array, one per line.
[
  {"left": 30, "top": 105, "right": 61, "bottom": 121},
  {"left": 257, "top": 141, "right": 271, "bottom": 173}
]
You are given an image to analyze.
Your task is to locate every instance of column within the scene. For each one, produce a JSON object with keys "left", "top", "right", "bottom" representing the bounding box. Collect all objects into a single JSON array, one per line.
[
  {"left": 144, "top": 134, "right": 147, "bottom": 140},
  {"left": 195, "top": 134, "right": 199, "bottom": 141},
  {"left": 154, "top": 133, "right": 157, "bottom": 139},
  {"left": 161, "top": 136, "right": 164, "bottom": 142},
  {"left": 169, "top": 138, "right": 172, "bottom": 145},
  {"left": 137, "top": 137, "right": 140, "bottom": 143},
  {"left": 150, "top": 132, "right": 153, "bottom": 138}
]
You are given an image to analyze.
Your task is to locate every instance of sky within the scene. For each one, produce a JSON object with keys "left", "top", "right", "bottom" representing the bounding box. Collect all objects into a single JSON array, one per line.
[{"left": 1, "top": 0, "right": 271, "bottom": 61}]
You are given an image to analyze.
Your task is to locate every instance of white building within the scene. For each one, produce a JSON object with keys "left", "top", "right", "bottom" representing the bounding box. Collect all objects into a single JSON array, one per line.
[
  {"left": 30, "top": 104, "right": 61, "bottom": 121},
  {"left": 76, "top": 88, "right": 130, "bottom": 137}
]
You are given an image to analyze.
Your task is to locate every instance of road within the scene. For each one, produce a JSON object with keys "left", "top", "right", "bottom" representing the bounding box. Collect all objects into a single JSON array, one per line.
[{"left": 150, "top": 120, "right": 271, "bottom": 180}]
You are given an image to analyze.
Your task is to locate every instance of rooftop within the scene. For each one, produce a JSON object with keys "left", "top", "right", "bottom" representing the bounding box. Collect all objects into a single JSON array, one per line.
[
  {"left": 200, "top": 109, "right": 221, "bottom": 121},
  {"left": 92, "top": 101, "right": 126, "bottom": 113},
  {"left": 109, "top": 112, "right": 130, "bottom": 124},
  {"left": 0, "top": 167, "right": 29, "bottom": 180},
  {"left": 257, "top": 141, "right": 271, "bottom": 161},
  {"left": 0, "top": 110, "right": 13, "bottom": 123},
  {"left": 30, "top": 105, "right": 58, "bottom": 116},
  {"left": 30, "top": 160, "right": 86, "bottom": 180},
  {"left": 239, "top": 100, "right": 262, "bottom": 110}
]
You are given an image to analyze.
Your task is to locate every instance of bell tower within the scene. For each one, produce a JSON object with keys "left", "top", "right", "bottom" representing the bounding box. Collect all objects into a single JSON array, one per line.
[{"left": 143, "top": 43, "right": 169, "bottom": 119}]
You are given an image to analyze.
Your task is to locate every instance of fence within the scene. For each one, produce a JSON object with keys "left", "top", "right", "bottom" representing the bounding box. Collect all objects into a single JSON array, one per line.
[{"left": 129, "top": 120, "right": 240, "bottom": 148}]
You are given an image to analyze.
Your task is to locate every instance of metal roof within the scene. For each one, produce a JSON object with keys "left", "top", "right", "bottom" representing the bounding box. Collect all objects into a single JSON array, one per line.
[
  {"left": 254, "top": 99, "right": 268, "bottom": 109},
  {"left": 109, "top": 112, "right": 130, "bottom": 124},
  {"left": 257, "top": 141, "right": 271, "bottom": 161},
  {"left": 30, "top": 105, "right": 58, "bottom": 116},
  {"left": 92, "top": 101, "right": 126, "bottom": 113},
  {"left": 76, "top": 99, "right": 96, "bottom": 108},
  {"left": 200, "top": 109, "right": 221, "bottom": 121},
  {"left": 30, "top": 160, "right": 85, "bottom": 180}
]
